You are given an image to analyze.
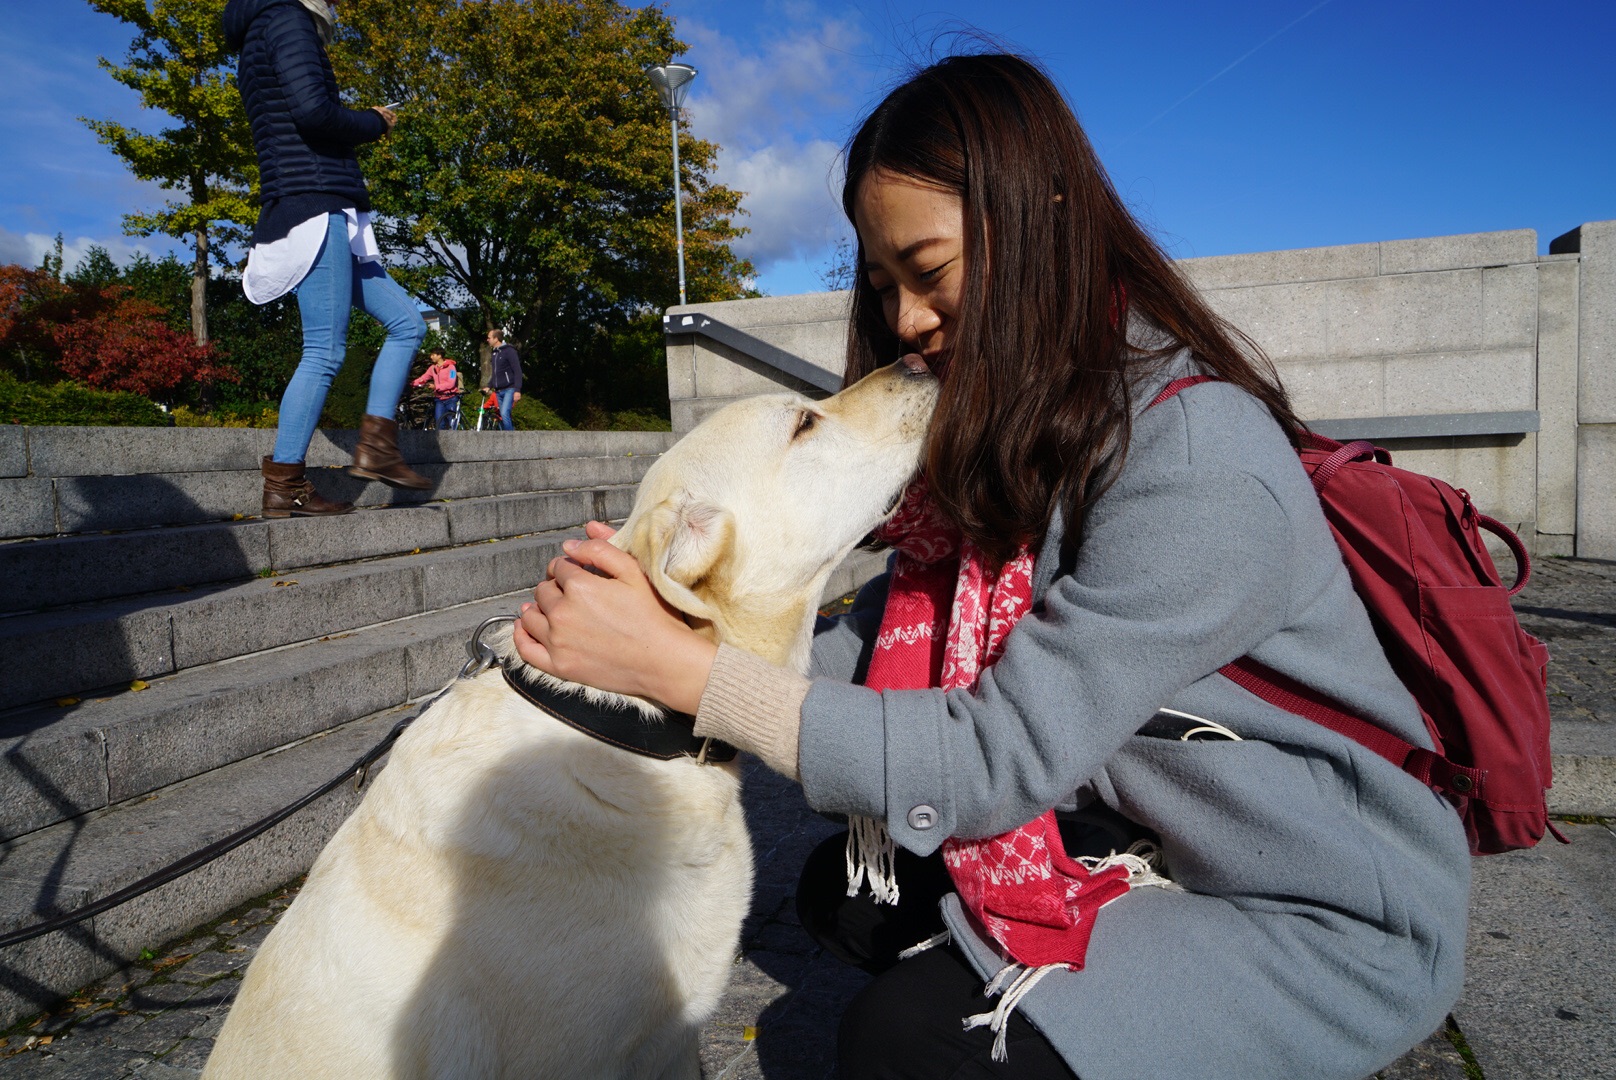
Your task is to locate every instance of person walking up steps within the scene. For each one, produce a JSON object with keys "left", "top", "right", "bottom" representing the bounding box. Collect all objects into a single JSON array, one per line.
[
  {"left": 225, "top": 0, "right": 433, "bottom": 518},
  {"left": 486, "top": 328, "right": 522, "bottom": 431}
]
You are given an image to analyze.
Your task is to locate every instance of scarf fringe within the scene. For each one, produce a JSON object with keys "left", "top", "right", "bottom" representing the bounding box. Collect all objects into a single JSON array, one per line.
[
  {"left": 897, "top": 929, "right": 951, "bottom": 961},
  {"left": 962, "top": 963, "right": 1061, "bottom": 1063},
  {"left": 1079, "top": 839, "right": 1182, "bottom": 892},
  {"left": 845, "top": 816, "right": 901, "bottom": 905},
  {"left": 951, "top": 842, "right": 1178, "bottom": 1063}
]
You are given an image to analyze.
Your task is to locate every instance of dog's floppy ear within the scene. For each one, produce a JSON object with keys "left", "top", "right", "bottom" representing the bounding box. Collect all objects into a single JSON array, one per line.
[{"left": 632, "top": 494, "right": 733, "bottom": 621}]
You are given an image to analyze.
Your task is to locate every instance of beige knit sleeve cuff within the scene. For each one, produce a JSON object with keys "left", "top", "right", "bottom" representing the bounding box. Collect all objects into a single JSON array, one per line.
[{"left": 693, "top": 643, "right": 810, "bottom": 780}]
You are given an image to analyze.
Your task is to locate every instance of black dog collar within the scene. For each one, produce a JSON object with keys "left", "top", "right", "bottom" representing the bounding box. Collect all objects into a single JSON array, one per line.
[{"left": 502, "top": 665, "right": 738, "bottom": 764}]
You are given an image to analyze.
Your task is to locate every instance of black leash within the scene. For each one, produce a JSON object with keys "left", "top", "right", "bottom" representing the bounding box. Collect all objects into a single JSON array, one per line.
[
  {"left": 0, "top": 615, "right": 519, "bottom": 952},
  {"left": 0, "top": 712, "right": 418, "bottom": 952}
]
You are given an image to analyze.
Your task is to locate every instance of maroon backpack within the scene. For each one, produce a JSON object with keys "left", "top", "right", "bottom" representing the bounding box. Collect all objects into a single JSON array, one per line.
[{"left": 1152, "top": 377, "right": 1560, "bottom": 855}]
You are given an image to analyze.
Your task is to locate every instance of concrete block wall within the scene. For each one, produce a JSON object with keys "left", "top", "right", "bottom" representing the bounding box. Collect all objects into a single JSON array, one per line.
[
  {"left": 667, "top": 222, "right": 1616, "bottom": 558},
  {"left": 1180, "top": 228, "right": 1554, "bottom": 553},
  {"left": 666, "top": 292, "right": 850, "bottom": 433}
]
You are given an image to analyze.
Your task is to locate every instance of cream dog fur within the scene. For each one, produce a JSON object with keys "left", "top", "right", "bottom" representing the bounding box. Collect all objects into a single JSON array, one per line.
[{"left": 202, "top": 360, "right": 937, "bottom": 1080}]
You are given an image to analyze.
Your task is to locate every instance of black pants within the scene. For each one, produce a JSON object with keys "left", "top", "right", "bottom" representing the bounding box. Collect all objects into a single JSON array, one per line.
[{"left": 796, "top": 833, "right": 1082, "bottom": 1080}]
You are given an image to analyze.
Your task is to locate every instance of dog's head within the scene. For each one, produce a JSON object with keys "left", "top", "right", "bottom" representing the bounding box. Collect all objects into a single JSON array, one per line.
[{"left": 619, "top": 360, "right": 937, "bottom": 671}]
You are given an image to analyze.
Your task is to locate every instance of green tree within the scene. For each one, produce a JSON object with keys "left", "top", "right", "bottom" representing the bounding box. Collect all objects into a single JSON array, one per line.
[
  {"left": 82, "top": 0, "right": 258, "bottom": 345},
  {"left": 331, "top": 0, "right": 753, "bottom": 418}
]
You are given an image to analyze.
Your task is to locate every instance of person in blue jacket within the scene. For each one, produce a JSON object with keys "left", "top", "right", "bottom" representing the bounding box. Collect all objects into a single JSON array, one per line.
[
  {"left": 224, "top": 0, "right": 432, "bottom": 517},
  {"left": 511, "top": 53, "right": 1470, "bottom": 1080},
  {"left": 485, "top": 328, "right": 523, "bottom": 431}
]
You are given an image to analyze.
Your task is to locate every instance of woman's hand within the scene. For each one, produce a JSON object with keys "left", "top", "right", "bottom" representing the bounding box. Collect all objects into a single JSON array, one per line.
[
  {"left": 513, "top": 521, "right": 717, "bottom": 716},
  {"left": 371, "top": 106, "right": 397, "bottom": 132}
]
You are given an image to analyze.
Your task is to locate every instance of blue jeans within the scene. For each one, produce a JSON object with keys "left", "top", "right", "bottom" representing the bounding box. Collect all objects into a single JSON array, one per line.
[
  {"left": 433, "top": 397, "right": 458, "bottom": 430},
  {"left": 272, "top": 214, "right": 426, "bottom": 463},
  {"left": 496, "top": 388, "right": 517, "bottom": 431}
]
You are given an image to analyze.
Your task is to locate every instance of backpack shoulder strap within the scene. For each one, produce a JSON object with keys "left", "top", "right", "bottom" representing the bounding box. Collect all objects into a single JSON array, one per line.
[
  {"left": 1147, "top": 374, "right": 1219, "bottom": 410},
  {"left": 1142, "top": 376, "right": 1488, "bottom": 802}
]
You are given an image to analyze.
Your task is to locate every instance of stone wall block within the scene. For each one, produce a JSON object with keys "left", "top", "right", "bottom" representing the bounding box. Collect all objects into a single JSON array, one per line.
[
  {"left": 0, "top": 427, "right": 25, "bottom": 478},
  {"left": 496, "top": 490, "right": 594, "bottom": 538},
  {"left": 25, "top": 428, "right": 271, "bottom": 478},
  {"left": 444, "top": 497, "right": 502, "bottom": 545},
  {"left": 694, "top": 338, "right": 826, "bottom": 397},
  {"left": 55, "top": 472, "right": 258, "bottom": 534},
  {"left": 1200, "top": 281, "right": 1330, "bottom": 360},
  {"left": 1378, "top": 229, "right": 1537, "bottom": 275},
  {"left": 0, "top": 521, "right": 270, "bottom": 614},
  {"left": 1325, "top": 271, "right": 1489, "bottom": 358},
  {"left": 1536, "top": 259, "right": 1581, "bottom": 539},
  {"left": 1575, "top": 221, "right": 1616, "bottom": 424},
  {"left": 665, "top": 339, "right": 698, "bottom": 400},
  {"left": 0, "top": 478, "right": 58, "bottom": 539},
  {"left": 266, "top": 504, "right": 450, "bottom": 572},
  {"left": 420, "top": 546, "right": 502, "bottom": 610},
  {"left": 1576, "top": 424, "right": 1616, "bottom": 559},
  {"left": 1381, "top": 350, "right": 1537, "bottom": 415},
  {"left": 0, "top": 603, "right": 176, "bottom": 711},
  {"left": 168, "top": 566, "right": 425, "bottom": 670},
  {"left": 1179, "top": 242, "right": 1379, "bottom": 290},
  {"left": 1480, "top": 264, "right": 1540, "bottom": 350},
  {"left": 671, "top": 290, "right": 851, "bottom": 328},
  {"left": 1273, "top": 356, "right": 1386, "bottom": 419},
  {"left": 101, "top": 642, "right": 408, "bottom": 804},
  {"left": 0, "top": 717, "right": 108, "bottom": 842}
]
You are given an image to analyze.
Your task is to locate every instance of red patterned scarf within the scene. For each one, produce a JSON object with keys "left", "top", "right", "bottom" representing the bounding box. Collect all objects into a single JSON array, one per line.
[{"left": 859, "top": 477, "right": 1134, "bottom": 970}]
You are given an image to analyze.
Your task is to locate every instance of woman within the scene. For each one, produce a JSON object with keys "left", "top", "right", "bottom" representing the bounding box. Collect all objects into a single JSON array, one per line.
[
  {"left": 412, "top": 348, "right": 463, "bottom": 430},
  {"left": 512, "top": 54, "right": 1469, "bottom": 1080},
  {"left": 225, "top": 0, "right": 431, "bottom": 517}
]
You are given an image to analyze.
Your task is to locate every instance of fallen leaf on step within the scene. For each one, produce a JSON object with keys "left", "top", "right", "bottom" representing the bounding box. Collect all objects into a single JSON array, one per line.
[
  {"left": 55, "top": 697, "right": 80, "bottom": 707},
  {"left": 273, "top": 580, "right": 299, "bottom": 587},
  {"left": 411, "top": 547, "right": 421, "bottom": 554},
  {"left": 743, "top": 1026, "right": 758, "bottom": 1041},
  {"left": 129, "top": 680, "right": 149, "bottom": 692},
  {"left": 232, "top": 513, "right": 246, "bottom": 521}
]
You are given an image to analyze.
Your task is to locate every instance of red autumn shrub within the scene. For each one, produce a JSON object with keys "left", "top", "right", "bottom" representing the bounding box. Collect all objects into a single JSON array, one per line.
[{"left": 53, "top": 289, "right": 238, "bottom": 397}]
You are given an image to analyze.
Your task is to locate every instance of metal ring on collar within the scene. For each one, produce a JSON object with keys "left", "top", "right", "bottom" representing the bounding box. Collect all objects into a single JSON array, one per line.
[{"left": 461, "top": 614, "right": 518, "bottom": 678}]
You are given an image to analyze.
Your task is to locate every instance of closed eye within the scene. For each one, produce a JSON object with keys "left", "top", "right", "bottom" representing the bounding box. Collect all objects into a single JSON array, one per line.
[{"left": 792, "top": 410, "right": 818, "bottom": 439}]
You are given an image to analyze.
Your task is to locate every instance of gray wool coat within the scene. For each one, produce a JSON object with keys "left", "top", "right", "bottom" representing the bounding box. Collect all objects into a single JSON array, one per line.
[{"left": 802, "top": 350, "right": 1471, "bottom": 1080}]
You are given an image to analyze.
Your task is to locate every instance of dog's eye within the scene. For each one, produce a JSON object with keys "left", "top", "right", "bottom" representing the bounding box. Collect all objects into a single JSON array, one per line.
[{"left": 793, "top": 411, "right": 817, "bottom": 438}]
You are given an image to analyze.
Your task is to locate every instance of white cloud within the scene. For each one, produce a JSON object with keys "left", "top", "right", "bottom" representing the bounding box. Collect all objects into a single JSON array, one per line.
[
  {"left": 720, "top": 139, "right": 846, "bottom": 267},
  {"left": 0, "top": 224, "right": 163, "bottom": 272},
  {"left": 676, "top": 11, "right": 877, "bottom": 284}
]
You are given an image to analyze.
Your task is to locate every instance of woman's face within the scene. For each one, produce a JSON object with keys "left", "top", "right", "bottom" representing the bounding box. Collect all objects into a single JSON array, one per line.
[{"left": 853, "top": 169, "right": 965, "bottom": 370}]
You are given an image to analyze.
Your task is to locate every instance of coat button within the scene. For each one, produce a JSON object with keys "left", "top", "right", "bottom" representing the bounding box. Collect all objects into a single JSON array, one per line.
[{"left": 907, "top": 804, "right": 938, "bottom": 830}]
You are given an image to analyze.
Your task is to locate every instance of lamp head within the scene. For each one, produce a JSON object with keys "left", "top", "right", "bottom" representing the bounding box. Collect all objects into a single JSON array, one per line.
[{"left": 647, "top": 63, "right": 698, "bottom": 110}]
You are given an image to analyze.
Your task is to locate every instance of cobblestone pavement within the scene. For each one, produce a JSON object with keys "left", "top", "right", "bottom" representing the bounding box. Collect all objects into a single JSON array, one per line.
[{"left": 2, "top": 559, "right": 1611, "bottom": 1078}]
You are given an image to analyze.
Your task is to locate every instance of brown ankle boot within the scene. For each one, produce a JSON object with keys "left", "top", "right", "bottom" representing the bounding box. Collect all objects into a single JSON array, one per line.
[
  {"left": 349, "top": 414, "right": 432, "bottom": 490},
  {"left": 261, "top": 456, "right": 355, "bottom": 518}
]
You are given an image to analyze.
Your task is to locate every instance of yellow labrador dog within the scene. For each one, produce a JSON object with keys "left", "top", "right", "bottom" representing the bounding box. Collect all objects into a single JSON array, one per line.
[{"left": 202, "top": 359, "right": 937, "bottom": 1080}]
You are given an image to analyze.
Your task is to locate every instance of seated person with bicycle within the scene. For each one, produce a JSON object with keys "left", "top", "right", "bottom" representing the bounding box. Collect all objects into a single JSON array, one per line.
[{"left": 412, "top": 349, "right": 464, "bottom": 430}]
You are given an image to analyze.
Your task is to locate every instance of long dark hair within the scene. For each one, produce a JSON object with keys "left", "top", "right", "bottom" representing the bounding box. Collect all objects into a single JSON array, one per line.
[{"left": 842, "top": 52, "right": 1303, "bottom": 563}]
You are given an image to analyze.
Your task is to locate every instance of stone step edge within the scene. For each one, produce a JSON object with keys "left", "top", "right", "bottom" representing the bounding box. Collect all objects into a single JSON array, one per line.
[
  {"left": 0, "top": 480, "right": 642, "bottom": 614},
  {"left": 10, "top": 425, "right": 674, "bottom": 479},
  {"left": 1547, "top": 721, "right": 1616, "bottom": 816},
  {"left": 0, "top": 593, "right": 528, "bottom": 844},
  {"left": 0, "top": 702, "right": 413, "bottom": 1030},
  {"left": 3, "top": 450, "right": 658, "bottom": 542},
  {"left": 0, "top": 524, "right": 592, "bottom": 713}
]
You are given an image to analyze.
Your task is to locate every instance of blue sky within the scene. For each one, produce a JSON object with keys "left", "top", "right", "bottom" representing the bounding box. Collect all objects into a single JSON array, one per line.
[{"left": 3, "top": 1, "right": 1612, "bottom": 297}]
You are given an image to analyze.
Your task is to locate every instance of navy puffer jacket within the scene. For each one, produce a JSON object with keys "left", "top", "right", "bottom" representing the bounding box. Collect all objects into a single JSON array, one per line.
[{"left": 223, "top": 0, "right": 386, "bottom": 226}]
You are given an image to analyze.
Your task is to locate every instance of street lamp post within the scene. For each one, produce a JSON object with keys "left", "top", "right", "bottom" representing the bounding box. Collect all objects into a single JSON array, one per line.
[{"left": 647, "top": 62, "right": 697, "bottom": 306}]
